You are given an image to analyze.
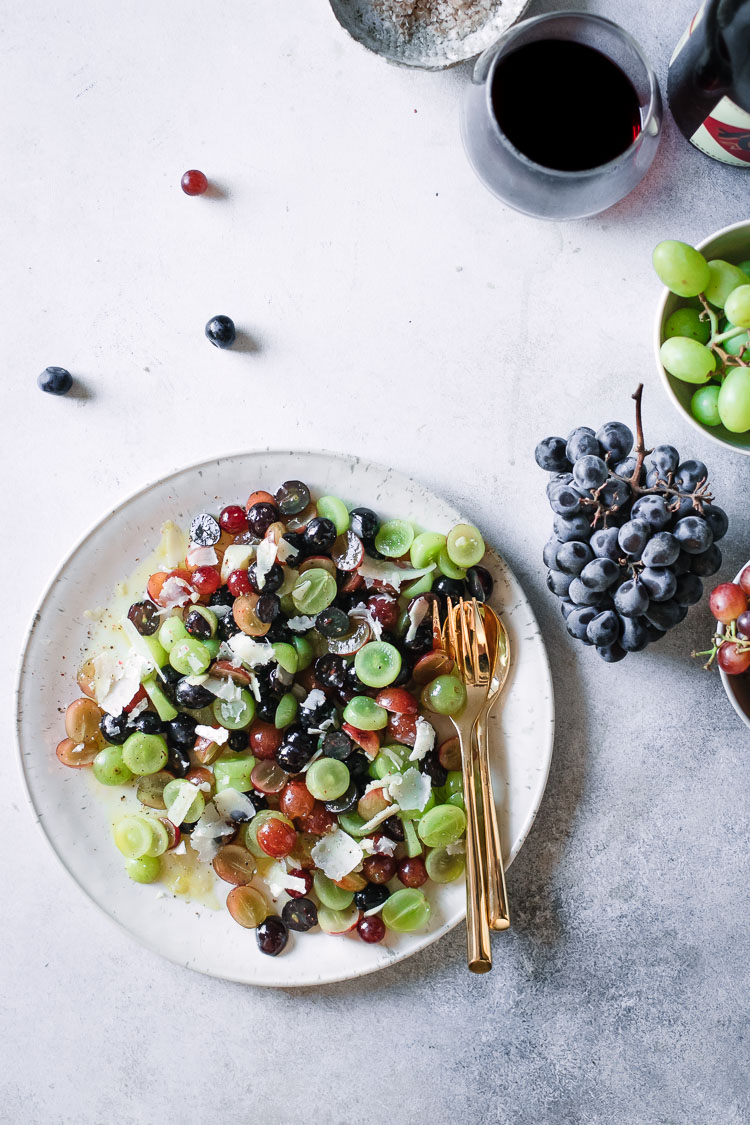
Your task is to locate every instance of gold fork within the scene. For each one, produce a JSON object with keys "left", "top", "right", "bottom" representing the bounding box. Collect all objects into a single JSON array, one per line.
[
  {"left": 470, "top": 601, "right": 511, "bottom": 931},
  {"left": 443, "top": 598, "right": 492, "bottom": 973}
]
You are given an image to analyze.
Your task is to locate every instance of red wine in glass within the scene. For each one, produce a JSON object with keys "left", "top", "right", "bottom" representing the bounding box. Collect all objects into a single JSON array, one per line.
[
  {"left": 491, "top": 40, "right": 643, "bottom": 172},
  {"left": 460, "top": 13, "right": 662, "bottom": 220}
]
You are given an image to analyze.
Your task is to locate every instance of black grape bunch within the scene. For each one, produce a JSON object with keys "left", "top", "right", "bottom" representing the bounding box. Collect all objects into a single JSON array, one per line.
[{"left": 535, "top": 385, "right": 728, "bottom": 662}]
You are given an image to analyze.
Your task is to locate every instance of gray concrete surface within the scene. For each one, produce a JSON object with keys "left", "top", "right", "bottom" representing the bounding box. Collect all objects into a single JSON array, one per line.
[{"left": 1, "top": 0, "right": 748, "bottom": 1121}]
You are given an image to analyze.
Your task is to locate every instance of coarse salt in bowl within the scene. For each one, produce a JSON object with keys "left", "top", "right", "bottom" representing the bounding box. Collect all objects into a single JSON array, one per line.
[{"left": 328, "top": 0, "right": 531, "bottom": 70}]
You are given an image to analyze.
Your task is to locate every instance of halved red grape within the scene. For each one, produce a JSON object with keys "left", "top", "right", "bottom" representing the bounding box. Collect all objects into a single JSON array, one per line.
[
  {"left": 367, "top": 593, "right": 399, "bottom": 630},
  {"left": 362, "top": 854, "right": 396, "bottom": 884},
  {"left": 220, "top": 505, "right": 248, "bottom": 534},
  {"left": 279, "top": 779, "right": 315, "bottom": 819},
  {"left": 285, "top": 867, "right": 314, "bottom": 898},
  {"left": 709, "top": 583, "right": 748, "bottom": 624},
  {"left": 412, "top": 650, "right": 455, "bottom": 685},
  {"left": 192, "top": 565, "right": 221, "bottom": 595},
  {"left": 374, "top": 687, "right": 418, "bottom": 714},
  {"left": 298, "top": 801, "right": 336, "bottom": 836},
  {"left": 357, "top": 915, "right": 386, "bottom": 943},
  {"left": 256, "top": 817, "right": 297, "bottom": 858},
  {"left": 211, "top": 660, "right": 253, "bottom": 686},
  {"left": 438, "top": 736, "right": 461, "bottom": 771},
  {"left": 251, "top": 760, "right": 288, "bottom": 795},
  {"left": 249, "top": 720, "right": 282, "bottom": 760},
  {"left": 386, "top": 712, "right": 417, "bottom": 747},
  {"left": 213, "top": 844, "right": 257, "bottom": 885},
  {"left": 342, "top": 722, "right": 380, "bottom": 759},
  {"left": 227, "top": 569, "right": 252, "bottom": 597},
  {"left": 397, "top": 856, "right": 428, "bottom": 887}
]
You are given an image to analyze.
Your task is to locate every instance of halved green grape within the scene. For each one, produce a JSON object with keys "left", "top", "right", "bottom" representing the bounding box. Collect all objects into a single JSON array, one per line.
[
  {"left": 142, "top": 675, "right": 178, "bottom": 722},
  {"left": 163, "top": 778, "right": 205, "bottom": 824},
  {"left": 691, "top": 384, "right": 721, "bottom": 427},
  {"left": 306, "top": 757, "right": 351, "bottom": 801},
  {"left": 375, "top": 519, "right": 415, "bottom": 558},
  {"left": 442, "top": 770, "right": 463, "bottom": 798},
  {"left": 292, "top": 635, "right": 314, "bottom": 671},
  {"left": 417, "top": 804, "right": 466, "bottom": 847},
  {"left": 274, "top": 692, "right": 298, "bottom": 729},
  {"left": 125, "top": 855, "right": 162, "bottom": 883},
  {"left": 446, "top": 523, "right": 485, "bottom": 568},
  {"left": 652, "top": 240, "right": 710, "bottom": 297},
  {"left": 203, "top": 636, "right": 221, "bottom": 659},
  {"left": 382, "top": 888, "right": 431, "bottom": 932},
  {"left": 292, "top": 568, "right": 337, "bottom": 615},
  {"left": 421, "top": 675, "right": 466, "bottom": 716},
  {"left": 317, "top": 905, "right": 359, "bottom": 934},
  {"left": 437, "top": 546, "right": 467, "bottom": 581},
  {"left": 169, "top": 638, "right": 212, "bottom": 676},
  {"left": 317, "top": 495, "right": 350, "bottom": 535},
  {"left": 337, "top": 811, "right": 368, "bottom": 837},
  {"left": 135, "top": 632, "right": 168, "bottom": 668},
  {"left": 725, "top": 284, "right": 750, "bottom": 329},
  {"left": 144, "top": 817, "right": 170, "bottom": 857},
  {"left": 158, "top": 616, "right": 189, "bottom": 653},
  {"left": 718, "top": 367, "right": 750, "bottom": 433},
  {"left": 401, "top": 815, "right": 423, "bottom": 857},
  {"left": 354, "top": 641, "right": 402, "bottom": 689},
  {"left": 342, "top": 695, "right": 389, "bottom": 730},
  {"left": 122, "top": 731, "right": 168, "bottom": 775},
  {"left": 136, "top": 771, "right": 172, "bottom": 809},
  {"left": 705, "top": 260, "right": 750, "bottom": 308},
  {"left": 425, "top": 847, "right": 465, "bottom": 883},
  {"left": 227, "top": 885, "right": 268, "bottom": 928},
  {"left": 401, "top": 572, "right": 434, "bottom": 599},
  {"left": 659, "top": 337, "right": 715, "bottom": 384},
  {"left": 93, "top": 745, "right": 133, "bottom": 786},
  {"left": 446, "top": 792, "right": 465, "bottom": 811},
  {"left": 313, "top": 870, "right": 354, "bottom": 910},
  {"left": 280, "top": 593, "right": 296, "bottom": 617},
  {"left": 410, "top": 531, "right": 446, "bottom": 569},
  {"left": 213, "top": 690, "right": 256, "bottom": 730},
  {"left": 664, "top": 306, "right": 710, "bottom": 344},
  {"left": 272, "top": 642, "right": 298, "bottom": 675},
  {"left": 213, "top": 753, "right": 256, "bottom": 793},
  {"left": 369, "top": 744, "right": 410, "bottom": 780},
  {"left": 113, "top": 815, "right": 157, "bottom": 859}
]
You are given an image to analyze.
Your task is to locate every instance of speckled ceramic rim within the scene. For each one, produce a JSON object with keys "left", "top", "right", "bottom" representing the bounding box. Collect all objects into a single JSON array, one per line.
[
  {"left": 718, "top": 561, "right": 750, "bottom": 731},
  {"left": 15, "top": 448, "right": 554, "bottom": 987},
  {"left": 653, "top": 219, "right": 750, "bottom": 458},
  {"left": 482, "top": 11, "right": 660, "bottom": 178}
]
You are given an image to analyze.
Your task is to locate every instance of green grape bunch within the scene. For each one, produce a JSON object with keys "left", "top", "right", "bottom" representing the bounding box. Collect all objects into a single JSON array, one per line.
[{"left": 654, "top": 240, "right": 750, "bottom": 434}]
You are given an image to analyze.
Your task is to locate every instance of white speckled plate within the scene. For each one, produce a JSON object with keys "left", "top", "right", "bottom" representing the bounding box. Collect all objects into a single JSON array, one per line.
[
  {"left": 16, "top": 451, "right": 554, "bottom": 987},
  {"left": 329, "top": 0, "right": 530, "bottom": 70}
]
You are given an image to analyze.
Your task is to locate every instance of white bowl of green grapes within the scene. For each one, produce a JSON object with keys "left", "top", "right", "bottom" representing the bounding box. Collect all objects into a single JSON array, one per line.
[{"left": 654, "top": 220, "right": 750, "bottom": 456}]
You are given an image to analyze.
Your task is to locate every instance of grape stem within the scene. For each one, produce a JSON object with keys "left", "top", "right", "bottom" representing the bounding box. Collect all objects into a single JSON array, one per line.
[
  {"left": 698, "top": 294, "right": 750, "bottom": 369},
  {"left": 692, "top": 621, "right": 750, "bottom": 670},
  {"left": 580, "top": 384, "right": 714, "bottom": 527}
]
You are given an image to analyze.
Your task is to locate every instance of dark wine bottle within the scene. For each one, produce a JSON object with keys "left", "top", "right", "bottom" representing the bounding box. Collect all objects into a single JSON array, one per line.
[{"left": 668, "top": 0, "right": 750, "bottom": 166}]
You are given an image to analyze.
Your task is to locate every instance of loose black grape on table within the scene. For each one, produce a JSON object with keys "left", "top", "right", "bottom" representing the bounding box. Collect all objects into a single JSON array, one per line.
[{"left": 535, "top": 386, "right": 727, "bottom": 662}]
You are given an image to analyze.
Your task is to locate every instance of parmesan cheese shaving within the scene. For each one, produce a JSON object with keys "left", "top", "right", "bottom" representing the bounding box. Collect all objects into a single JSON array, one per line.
[
  {"left": 404, "top": 599, "right": 429, "bottom": 644},
  {"left": 276, "top": 538, "right": 300, "bottom": 564},
  {"left": 220, "top": 544, "right": 256, "bottom": 583},
  {"left": 357, "top": 557, "right": 435, "bottom": 589},
  {"left": 310, "top": 830, "right": 364, "bottom": 881},
  {"left": 255, "top": 537, "right": 278, "bottom": 590},
  {"left": 286, "top": 615, "right": 316, "bottom": 633},
  {"left": 227, "top": 634, "right": 278, "bottom": 667},
  {"left": 387, "top": 768, "right": 431, "bottom": 812},
  {"left": 159, "top": 576, "right": 197, "bottom": 609},
  {"left": 408, "top": 716, "right": 436, "bottom": 762},
  {"left": 200, "top": 676, "right": 243, "bottom": 702},
  {"left": 264, "top": 862, "right": 309, "bottom": 898},
  {"left": 357, "top": 804, "right": 400, "bottom": 835},
  {"left": 186, "top": 544, "right": 219, "bottom": 568},
  {"left": 194, "top": 725, "right": 229, "bottom": 745},
  {"left": 214, "top": 788, "right": 257, "bottom": 821}
]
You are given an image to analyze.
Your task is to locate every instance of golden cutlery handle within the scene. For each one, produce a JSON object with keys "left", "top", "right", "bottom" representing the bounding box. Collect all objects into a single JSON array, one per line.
[
  {"left": 457, "top": 727, "right": 492, "bottom": 972},
  {"left": 475, "top": 715, "right": 510, "bottom": 931}
]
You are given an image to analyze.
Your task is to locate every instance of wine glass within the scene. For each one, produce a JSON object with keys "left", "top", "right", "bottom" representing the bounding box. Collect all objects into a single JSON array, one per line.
[{"left": 460, "top": 12, "right": 662, "bottom": 220}]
